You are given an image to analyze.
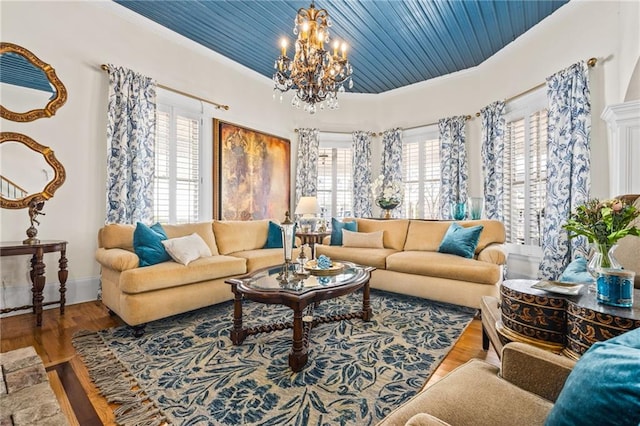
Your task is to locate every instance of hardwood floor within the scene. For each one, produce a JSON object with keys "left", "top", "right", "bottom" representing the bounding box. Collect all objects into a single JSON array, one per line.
[{"left": 0, "top": 301, "right": 499, "bottom": 425}]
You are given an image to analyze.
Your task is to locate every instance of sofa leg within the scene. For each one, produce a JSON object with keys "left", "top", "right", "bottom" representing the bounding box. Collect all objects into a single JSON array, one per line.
[
  {"left": 482, "top": 325, "right": 490, "bottom": 351},
  {"left": 132, "top": 324, "right": 146, "bottom": 337}
]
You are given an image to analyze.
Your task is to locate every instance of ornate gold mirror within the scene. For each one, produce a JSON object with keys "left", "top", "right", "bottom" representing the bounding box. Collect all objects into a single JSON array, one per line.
[
  {"left": 0, "top": 42, "right": 68, "bottom": 122},
  {"left": 0, "top": 132, "right": 66, "bottom": 209}
]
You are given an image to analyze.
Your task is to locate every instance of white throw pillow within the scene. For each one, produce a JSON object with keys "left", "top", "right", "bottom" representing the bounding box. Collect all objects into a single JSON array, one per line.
[
  {"left": 342, "top": 229, "right": 384, "bottom": 249},
  {"left": 161, "top": 233, "right": 212, "bottom": 265}
]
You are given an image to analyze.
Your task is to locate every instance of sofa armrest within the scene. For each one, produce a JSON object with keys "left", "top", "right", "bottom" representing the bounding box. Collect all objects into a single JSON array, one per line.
[
  {"left": 501, "top": 342, "right": 576, "bottom": 402},
  {"left": 477, "top": 243, "right": 507, "bottom": 265},
  {"left": 95, "top": 247, "right": 139, "bottom": 272}
]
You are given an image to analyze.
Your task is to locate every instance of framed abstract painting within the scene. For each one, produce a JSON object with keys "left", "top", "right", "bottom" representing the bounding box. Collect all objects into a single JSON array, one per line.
[{"left": 213, "top": 119, "right": 290, "bottom": 220}]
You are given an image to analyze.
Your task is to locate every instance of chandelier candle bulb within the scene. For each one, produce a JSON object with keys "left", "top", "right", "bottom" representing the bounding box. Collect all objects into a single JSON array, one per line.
[
  {"left": 341, "top": 43, "right": 347, "bottom": 59},
  {"left": 280, "top": 39, "right": 287, "bottom": 57}
]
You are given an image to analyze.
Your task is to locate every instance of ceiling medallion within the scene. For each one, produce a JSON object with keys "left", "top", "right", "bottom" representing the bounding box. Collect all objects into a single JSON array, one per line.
[{"left": 273, "top": 1, "right": 353, "bottom": 114}]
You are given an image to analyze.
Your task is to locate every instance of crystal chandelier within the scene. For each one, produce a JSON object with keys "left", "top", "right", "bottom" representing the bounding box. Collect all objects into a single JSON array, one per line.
[{"left": 273, "top": 1, "right": 353, "bottom": 114}]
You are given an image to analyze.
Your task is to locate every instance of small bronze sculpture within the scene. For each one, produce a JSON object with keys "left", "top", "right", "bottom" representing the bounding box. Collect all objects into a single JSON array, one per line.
[{"left": 24, "top": 198, "right": 45, "bottom": 245}]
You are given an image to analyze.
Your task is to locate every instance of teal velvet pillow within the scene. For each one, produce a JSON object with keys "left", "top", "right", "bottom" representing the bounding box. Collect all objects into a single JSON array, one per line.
[
  {"left": 559, "top": 256, "right": 594, "bottom": 283},
  {"left": 437, "top": 222, "right": 483, "bottom": 259},
  {"left": 330, "top": 218, "right": 357, "bottom": 246},
  {"left": 263, "top": 221, "right": 297, "bottom": 249},
  {"left": 545, "top": 328, "right": 640, "bottom": 426},
  {"left": 133, "top": 222, "right": 171, "bottom": 267}
]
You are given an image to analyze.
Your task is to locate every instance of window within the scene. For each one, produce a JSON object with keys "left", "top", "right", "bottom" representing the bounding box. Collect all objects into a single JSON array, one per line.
[
  {"left": 503, "top": 107, "right": 548, "bottom": 246},
  {"left": 317, "top": 134, "right": 352, "bottom": 219},
  {"left": 401, "top": 127, "right": 440, "bottom": 219},
  {"left": 154, "top": 89, "right": 213, "bottom": 224}
]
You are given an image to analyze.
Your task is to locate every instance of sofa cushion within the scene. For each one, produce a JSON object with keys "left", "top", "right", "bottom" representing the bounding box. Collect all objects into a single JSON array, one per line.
[
  {"left": 342, "top": 230, "right": 384, "bottom": 248},
  {"left": 355, "top": 218, "right": 410, "bottom": 250},
  {"left": 438, "top": 222, "right": 484, "bottom": 259},
  {"left": 133, "top": 222, "right": 171, "bottom": 267},
  {"left": 330, "top": 218, "right": 357, "bottom": 245},
  {"left": 545, "top": 328, "right": 640, "bottom": 426},
  {"left": 315, "top": 244, "right": 397, "bottom": 269},
  {"left": 386, "top": 251, "right": 501, "bottom": 285},
  {"left": 119, "top": 255, "right": 246, "bottom": 294},
  {"left": 403, "top": 220, "right": 505, "bottom": 254},
  {"left": 213, "top": 220, "right": 270, "bottom": 254},
  {"left": 162, "top": 233, "right": 212, "bottom": 266},
  {"left": 559, "top": 256, "right": 593, "bottom": 283},
  {"left": 230, "top": 247, "right": 295, "bottom": 272},
  {"left": 162, "top": 222, "right": 219, "bottom": 256}
]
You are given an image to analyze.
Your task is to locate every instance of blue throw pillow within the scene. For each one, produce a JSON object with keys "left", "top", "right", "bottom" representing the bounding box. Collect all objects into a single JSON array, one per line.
[
  {"left": 437, "top": 222, "right": 483, "bottom": 259},
  {"left": 545, "top": 328, "right": 640, "bottom": 426},
  {"left": 330, "top": 218, "right": 357, "bottom": 246},
  {"left": 133, "top": 222, "right": 171, "bottom": 267},
  {"left": 559, "top": 256, "right": 594, "bottom": 283},
  {"left": 263, "top": 221, "right": 297, "bottom": 249}
]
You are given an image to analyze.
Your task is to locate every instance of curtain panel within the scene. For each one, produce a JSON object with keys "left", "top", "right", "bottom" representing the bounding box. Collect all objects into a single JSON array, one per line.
[
  {"left": 352, "top": 131, "right": 373, "bottom": 218},
  {"left": 438, "top": 116, "right": 469, "bottom": 219},
  {"left": 294, "top": 128, "right": 319, "bottom": 203},
  {"left": 381, "top": 128, "right": 403, "bottom": 218},
  {"left": 480, "top": 101, "right": 506, "bottom": 221},
  {"left": 539, "top": 61, "right": 591, "bottom": 280},
  {"left": 105, "top": 64, "right": 156, "bottom": 224}
]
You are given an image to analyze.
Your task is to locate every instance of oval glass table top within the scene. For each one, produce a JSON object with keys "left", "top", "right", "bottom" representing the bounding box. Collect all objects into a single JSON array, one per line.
[
  {"left": 0, "top": 132, "right": 66, "bottom": 209},
  {"left": 0, "top": 42, "right": 68, "bottom": 122}
]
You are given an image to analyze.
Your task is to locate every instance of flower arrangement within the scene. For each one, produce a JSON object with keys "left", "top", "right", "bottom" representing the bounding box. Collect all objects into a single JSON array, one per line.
[
  {"left": 371, "top": 174, "right": 403, "bottom": 210},
  {"left": 563, "top": 198, "right": 640, "bottom": 245}
]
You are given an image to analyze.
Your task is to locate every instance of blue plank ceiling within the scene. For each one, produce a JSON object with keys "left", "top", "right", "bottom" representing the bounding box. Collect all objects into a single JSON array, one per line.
[
  {"left": 0, "top": 53, "right": 54, "bottom": 93},
  {"left": 114, "top": 0, "right": 568, "bottom": 94}
]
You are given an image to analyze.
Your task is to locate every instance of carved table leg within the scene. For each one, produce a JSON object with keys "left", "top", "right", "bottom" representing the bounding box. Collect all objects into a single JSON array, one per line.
[
  {"left": 230, "top": 284, "right": 247, "bottom": 345},
  {"left": 32, "top": 247, "right": 46, "bottom": 327},
  {"left": 362, "top": 280, "right": 372, "bottom": 321},
  {"left": 58, "top": 245, "right": 68, "bottom": 315},
  {"left": 30, "top": 254, "right": 37, "bottom": 313},
  {"left": 289, "top": 308, "right": 308, "bottom": 372}
]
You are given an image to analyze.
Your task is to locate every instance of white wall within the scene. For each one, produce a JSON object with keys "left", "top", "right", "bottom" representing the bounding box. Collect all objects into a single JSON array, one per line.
[{"left": 1, "top": 0, "right": 638, "bottom": 307}]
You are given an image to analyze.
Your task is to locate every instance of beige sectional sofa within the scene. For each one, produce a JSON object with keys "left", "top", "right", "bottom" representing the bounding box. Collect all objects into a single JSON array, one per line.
[
  {"left": 96, "top": 220, "right": 299, "bottom": 335},
  {"left": 315, "top": 218, "right": 507, "bottom": 308}
]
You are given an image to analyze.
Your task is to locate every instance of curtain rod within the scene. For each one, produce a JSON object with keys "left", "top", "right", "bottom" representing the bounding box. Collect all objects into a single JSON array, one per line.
[
  {"left": 376, "top": 115, "right": 472, "bottom": 136},
  {"left": 100, "top": 64, "right": 230, "bottom": 111},
  {"left": 293, "top": 129, "right": 375, "bottom": 136},
  {"left": 475, "top": 57, "right": 597, "bottom": 117}
]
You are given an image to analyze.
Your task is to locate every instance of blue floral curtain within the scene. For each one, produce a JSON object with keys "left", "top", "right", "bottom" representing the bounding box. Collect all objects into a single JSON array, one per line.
[
  {"left": 295, "top": 128, "right": 319, "bottom": 203},
  {"left": 438, "top": 116, "right": 469, "bottom": 219},
  {"left": 381, "top": 128, "right": 403, "bottom": 217},
  {"left": 480, "top": 101, "right": 506, "bottom": 221},
  {"left": 105, "top": 64, "right": 156, "bottom": 224},
  {"left": 352, "top": 131, "right": 373, "bottom": 218},
  {"left": 539, "top": 61, "right": 591, "bottom": 280}
]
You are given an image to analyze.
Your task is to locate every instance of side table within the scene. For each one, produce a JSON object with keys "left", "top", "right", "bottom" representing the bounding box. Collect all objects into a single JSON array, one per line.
[
  {"left": 497, "top": 279, "right": 640, "bottom": 359},
  {"left": 295, "top": 231, "right": 331, "bottom": 259},
  {"left": 0, "top": 240, "right": 68, "bottom": 326}
]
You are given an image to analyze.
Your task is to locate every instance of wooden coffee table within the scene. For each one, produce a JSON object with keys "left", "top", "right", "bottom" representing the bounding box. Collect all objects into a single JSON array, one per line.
[{"left": 225, "top": 262, "right": 375, "bottom": 371}]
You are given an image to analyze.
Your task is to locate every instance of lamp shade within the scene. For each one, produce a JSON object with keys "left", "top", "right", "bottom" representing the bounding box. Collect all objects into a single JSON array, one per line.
[{"left": 295, "top": 196, "right": 320, "bottom": 216}]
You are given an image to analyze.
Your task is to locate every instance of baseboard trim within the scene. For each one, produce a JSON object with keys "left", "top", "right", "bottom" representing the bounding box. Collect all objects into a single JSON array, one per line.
[{"left": 0, "top": 276, "right": 100, "bottom": 318}]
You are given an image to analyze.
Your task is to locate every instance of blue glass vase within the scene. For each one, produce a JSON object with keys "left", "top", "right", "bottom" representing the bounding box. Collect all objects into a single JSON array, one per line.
[{"left": 451, "top": 202, "right": 466, "bottom": 220}]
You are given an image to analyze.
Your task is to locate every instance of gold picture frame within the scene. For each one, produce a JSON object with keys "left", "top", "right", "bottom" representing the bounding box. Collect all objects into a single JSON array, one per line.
[{"left": 213, "top": 120, "right": 290, "bottom": 220}]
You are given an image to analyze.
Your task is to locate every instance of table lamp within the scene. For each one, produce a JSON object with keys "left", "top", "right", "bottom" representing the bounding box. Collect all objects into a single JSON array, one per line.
[{"left": 295, "top": 196, "right": 320, "bottom": 232}]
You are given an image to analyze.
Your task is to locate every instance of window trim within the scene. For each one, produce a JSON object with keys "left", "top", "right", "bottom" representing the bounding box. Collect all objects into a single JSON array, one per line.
[
  {"left": 401, "top": 125, "right": 439, "bottom": 219},
  {"left": 503, "top": 87, "right": 547, "bottom": 256}
]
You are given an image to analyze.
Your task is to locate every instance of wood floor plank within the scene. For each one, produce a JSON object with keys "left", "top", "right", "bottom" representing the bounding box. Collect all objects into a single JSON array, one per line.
[
  {"left": 48, "top": 369, "right": 80, "bottom": 426},
  {"left": 1, "top": 299, "right": 498, "bottom": 425}
]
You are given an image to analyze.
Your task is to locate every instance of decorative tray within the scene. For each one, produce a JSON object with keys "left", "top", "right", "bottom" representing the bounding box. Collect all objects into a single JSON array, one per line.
[
  {"left": 531, "top": 280, "right": 584, "bottom": 296},
  {"left": 304, "top": 260, "right": 345, "bottom": 276}
]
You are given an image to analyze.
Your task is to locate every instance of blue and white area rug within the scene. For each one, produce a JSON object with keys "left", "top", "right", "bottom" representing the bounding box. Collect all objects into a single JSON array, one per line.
[{"left": 73, "top": 290, "right": 476, "bottom": 426}]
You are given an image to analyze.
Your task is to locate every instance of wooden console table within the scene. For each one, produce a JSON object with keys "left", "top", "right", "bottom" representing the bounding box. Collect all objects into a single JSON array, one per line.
[
  {"left": 0, "top": 240, "right": 68, "bottom": 326},
  {"left": 498, "top": 279, "right": 640, "bottom": 359}
]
